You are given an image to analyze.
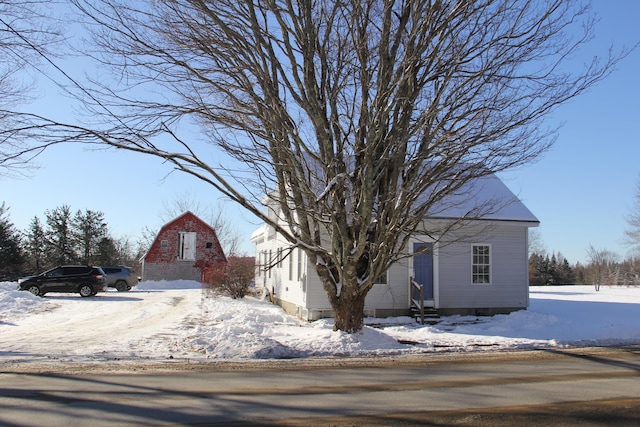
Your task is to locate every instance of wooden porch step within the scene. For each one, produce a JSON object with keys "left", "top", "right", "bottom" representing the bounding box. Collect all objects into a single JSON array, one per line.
[{"left": 411, "top": 307, "right": 440, "bottom": 324}]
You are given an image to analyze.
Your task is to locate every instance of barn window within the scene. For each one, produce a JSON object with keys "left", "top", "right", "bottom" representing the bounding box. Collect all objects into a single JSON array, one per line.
[
  {"left": 161, "top": 240, "right": 169, "bottom": 250},
  {"left": 206, "top": 242, "right": 213, "bottom": 249},
  {"left": 472, "top": 244, "right": 491, "bottom": 284},
  {"left": 178, "top": 232, "right": 197, "bottom": 260}
]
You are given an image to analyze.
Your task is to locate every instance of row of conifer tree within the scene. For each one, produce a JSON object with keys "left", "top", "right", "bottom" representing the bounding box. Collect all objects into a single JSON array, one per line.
[{"left": 0, "top": 203, "right": 138, "bottom": 279}]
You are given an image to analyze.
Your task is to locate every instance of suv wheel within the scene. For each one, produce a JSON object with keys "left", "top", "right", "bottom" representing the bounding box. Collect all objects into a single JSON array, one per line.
[
  {"left": 79, "top": 284, "right": 94, "bottom": 297},
  {"left": 115, "top": 281, "right": 129, "bottom": 292},
  {"left": 27, "top": 285, "right": 42, "bottom": 297}
]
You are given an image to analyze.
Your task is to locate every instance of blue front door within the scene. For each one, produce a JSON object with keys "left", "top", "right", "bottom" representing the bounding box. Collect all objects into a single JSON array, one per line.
[{"left": 413, "top": 242, "right": 434, "bottom": 299}]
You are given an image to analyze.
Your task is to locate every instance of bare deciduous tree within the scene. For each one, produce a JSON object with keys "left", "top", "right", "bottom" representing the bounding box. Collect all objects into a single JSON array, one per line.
[
  {"left": 11, "top": 1, "right": 627, "bottom": 331},
  {"left": 624, "top": 176, "right": 640, "bottom": 254},
  {"left": 528, "top": 229, "right": 546, "bottom": 257},
  {"left": 0, "top": 1, "right": 62, "bottom": 175},
  {"left": 586, "top": 244, "right": 620, "bottom": 291}
]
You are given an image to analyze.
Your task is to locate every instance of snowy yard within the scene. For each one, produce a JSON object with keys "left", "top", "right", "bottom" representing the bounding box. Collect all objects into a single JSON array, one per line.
[{"left": 1, "top": 281, "right": 639, "bottom": 364}]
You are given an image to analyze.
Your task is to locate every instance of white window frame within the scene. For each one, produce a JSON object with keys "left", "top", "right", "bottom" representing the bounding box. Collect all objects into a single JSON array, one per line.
[
  {"left": 262, "top": 251, "right": 268, "bottom": 276},
  {"left": 471, "top": 244, "right": 491, "bottom": 285},
  {"left": 288, "top": 249, "right": 293, "bottom": 281}
]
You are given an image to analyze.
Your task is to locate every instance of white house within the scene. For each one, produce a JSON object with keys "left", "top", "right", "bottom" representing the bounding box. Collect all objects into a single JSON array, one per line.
[{"left": 251, "top": 173, "right": 539, "bottom": 321}]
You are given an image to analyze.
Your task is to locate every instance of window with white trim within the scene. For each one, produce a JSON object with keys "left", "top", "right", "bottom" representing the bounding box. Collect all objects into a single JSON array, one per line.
[
  {"left": 262, "top": 251, "right": 267, "bottom": 275},
  {"left": 472, "top": 245, "right": 491, "bottom": 284},
  {"left": 376, "top": 271, "right": 387, "bottom": 284},
  {"left": 288, "top": 250, "right": 293, "bottom": 281}
]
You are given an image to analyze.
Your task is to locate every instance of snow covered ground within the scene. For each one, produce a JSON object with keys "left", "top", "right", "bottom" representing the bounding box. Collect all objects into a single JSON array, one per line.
[{"left": 1, "top": 281, "right": 638, "bottom": 364}]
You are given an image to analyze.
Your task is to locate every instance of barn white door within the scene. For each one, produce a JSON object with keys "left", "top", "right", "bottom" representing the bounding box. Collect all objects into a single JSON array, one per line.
[{"left": 179, "top": 232, "right": 197, "bottom": 260}]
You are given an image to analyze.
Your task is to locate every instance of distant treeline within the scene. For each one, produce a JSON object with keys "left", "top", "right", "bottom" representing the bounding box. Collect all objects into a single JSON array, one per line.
[
  {"left": 529, "top": 251, "right": 640, "bottom": 286},
  {"left": 0, "top": 203, "right": 141, "bottom": 279}
]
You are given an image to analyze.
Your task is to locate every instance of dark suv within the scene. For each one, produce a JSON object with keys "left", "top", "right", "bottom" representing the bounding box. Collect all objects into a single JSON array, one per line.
[
  {"left": 101, "top": 266, "right": 138, "bottom": 291},
  {"left": 17, "top": 266, "right": 106, "bottom": 297}
]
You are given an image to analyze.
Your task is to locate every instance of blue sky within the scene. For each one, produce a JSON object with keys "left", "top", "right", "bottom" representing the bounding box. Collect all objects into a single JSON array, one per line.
[
  {"left": 1, "top": 2, "right": 639, "bottom": 263},
  {"left": 500, "top": 1, "right": 640, "bottom": 263}
]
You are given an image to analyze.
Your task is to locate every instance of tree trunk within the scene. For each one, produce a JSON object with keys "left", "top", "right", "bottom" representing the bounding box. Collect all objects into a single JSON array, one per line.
[{"left": 331, "top": 290, "right": 367, "bottom": 333}]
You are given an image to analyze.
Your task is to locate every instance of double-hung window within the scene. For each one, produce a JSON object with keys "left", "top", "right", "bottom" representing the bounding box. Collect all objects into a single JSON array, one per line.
[
  {"left": 288, "top": 250, "right": 294, "bottom": 281},
  {"left": 472, "top": 245, "right": 491, "bottom": 284}
]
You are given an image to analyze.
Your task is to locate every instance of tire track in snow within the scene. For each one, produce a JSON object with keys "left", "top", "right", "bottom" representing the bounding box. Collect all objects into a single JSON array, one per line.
[{"left": 0, "top": 289, "right": 204, "bottom": 362}]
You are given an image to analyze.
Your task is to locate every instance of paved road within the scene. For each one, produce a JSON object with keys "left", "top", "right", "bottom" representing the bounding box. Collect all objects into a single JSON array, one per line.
[{"left": 1, "top": 346, "right": 639, "bottom": 426}]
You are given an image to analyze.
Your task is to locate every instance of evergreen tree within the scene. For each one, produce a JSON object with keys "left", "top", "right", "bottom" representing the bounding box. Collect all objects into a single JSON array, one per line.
[
  {"left": 0, "top": 203, "right": 24, "bottom": 278},
  {"left": 530, "top": 251, "right": 576, "bottom": 285},
  {"left": 528, "top": 253, "right": 541, "bottom": 285},
  {"left": 529, "top": 252, "right": 552, "bottom": 286},
  {"left": 549, "top": 253, "right": 558, "bottom": 284},
  {"left": 574, "top": 262, "right": 586, "bottom": 284},
  {"left": 23, "top": 216, "right": 46, "bottom": 273},
  {"left": 73, "top": 209, "right": 107, "bottom": 264},
  {"left": 94, "top": 236, "right": 119, "bottom": 266},
  {"left": 554, "top": 254, "right": 575, "bottom": 284},
  {"left": 45, "top": 205, "right": 75, "bottom": 265}
]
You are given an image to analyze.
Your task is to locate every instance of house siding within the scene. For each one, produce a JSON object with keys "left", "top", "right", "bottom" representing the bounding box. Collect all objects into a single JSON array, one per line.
[
  {"left": 300, "top": 262, "right": 412, "bottom": 321},
  {"left": 254, "top": 233, "right": 300, "bottom": 297},
  {"left": 272, "top": 247, "right": 308, "bottom": 308},
  {"left": 304, "top": 264, "right": 326, "bottom": 308},
  {"left": 273, "top": 246, "right": 413, "bottom": 320},
  {"left": 437, "top": 224, "right": 529, "bottom": 315},
  {"left": 362, "top": 259, "right": 410, "bottom": 310}
]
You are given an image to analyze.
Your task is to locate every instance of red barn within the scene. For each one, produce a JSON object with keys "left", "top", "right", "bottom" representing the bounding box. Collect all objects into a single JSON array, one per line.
[{"left": 141, "top": 211, "right": 227, "bottom": 282}]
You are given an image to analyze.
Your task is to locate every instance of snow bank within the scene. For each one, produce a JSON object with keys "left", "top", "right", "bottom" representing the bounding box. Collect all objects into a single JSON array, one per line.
[
  {"left": 0, "top": 281, "right": 58, "bottom": 322},
  {"left": 1, "top": 282, "right": 639, "bottom": 362}
]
